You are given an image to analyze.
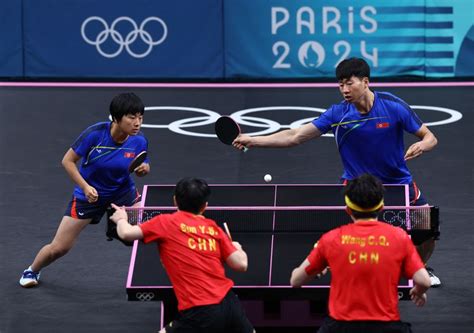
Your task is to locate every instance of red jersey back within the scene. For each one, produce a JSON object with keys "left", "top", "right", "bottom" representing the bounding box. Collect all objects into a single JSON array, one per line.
[
  {"left": 305, "top": 221, "right": 424, "bottom": 321},
  {"left": 139, "top": 211, "right": 237, "bottom": 311}
]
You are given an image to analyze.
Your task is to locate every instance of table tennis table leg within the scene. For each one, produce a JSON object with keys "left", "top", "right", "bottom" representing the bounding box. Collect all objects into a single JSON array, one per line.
[
  {"left": 160, "top": 298, "right": 178, "bottom": 329},
  {"left": 263, "top": 300, "right": 281, "bottom": 319},
  {"left": 309, "top": 300, "right": 327, "bottom": 315}
]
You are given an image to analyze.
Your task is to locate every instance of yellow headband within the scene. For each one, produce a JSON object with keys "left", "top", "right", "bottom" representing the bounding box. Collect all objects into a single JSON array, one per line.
[{"left": 345, "top": 195, "right": 384, "bottom": 212}]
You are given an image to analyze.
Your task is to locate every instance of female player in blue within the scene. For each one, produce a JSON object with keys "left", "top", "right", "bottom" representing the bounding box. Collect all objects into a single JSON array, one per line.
[
  {"left": 20, "top": 92, "right": 150, "bottom": 287},
  {"left": 233, "top": 58, "right": 441, "bottom": 286}
]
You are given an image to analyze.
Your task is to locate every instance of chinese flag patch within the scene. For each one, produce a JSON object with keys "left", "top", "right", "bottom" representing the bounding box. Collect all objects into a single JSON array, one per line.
[
  {"left": 124, "top": 152, "right": 136, "bottom": 158},
  {"left": 376, "top": 122, "right": 390, "bottom": 129}
]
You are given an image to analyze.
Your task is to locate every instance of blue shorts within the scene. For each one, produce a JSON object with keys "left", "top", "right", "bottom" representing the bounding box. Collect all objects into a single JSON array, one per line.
[
  {"left": 409, "top": 182, "right": 428, "bottom": 206},
  {"left": 64, "top": 189, "right": 140, "bottom": 224},
  {"left": 342, "top": 180, "right": 428, "bottom": 206}
]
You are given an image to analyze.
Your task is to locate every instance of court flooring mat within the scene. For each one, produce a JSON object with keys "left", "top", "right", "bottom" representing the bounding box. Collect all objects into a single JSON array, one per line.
[{"left": 1, "top": 82, "right": 472, "bottom": 332}]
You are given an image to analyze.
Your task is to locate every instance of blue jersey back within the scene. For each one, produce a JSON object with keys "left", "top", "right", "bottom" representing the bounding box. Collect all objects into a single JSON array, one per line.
[
  {"left": 313, "top": 91, "right": 422, "bottom": 184},
  {"left": 71, "top": 122, "right": 148, "bottom": 201}
]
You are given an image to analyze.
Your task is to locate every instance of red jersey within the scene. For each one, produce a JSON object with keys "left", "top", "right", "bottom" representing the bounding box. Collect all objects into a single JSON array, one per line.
[
  {"left": 305, "top": 221, "right": 424, "bottom": 321},
  {"left": 139, "top": 211, "right": 237, "bottom": 311}
]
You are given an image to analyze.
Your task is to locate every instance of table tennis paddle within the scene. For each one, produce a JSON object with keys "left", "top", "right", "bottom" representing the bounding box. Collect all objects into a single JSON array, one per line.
[
  {"left": 105, "top": 206, "right": 133, "bottom": 247},
  {"left": 215, "top": 116, "right": 248, "bottom": 152},
  {"left": 223, "top": 222, "right": 232, "bottom": 241},
  {"left": 128, "top": 151, "right": 147, "bottom": 173}
]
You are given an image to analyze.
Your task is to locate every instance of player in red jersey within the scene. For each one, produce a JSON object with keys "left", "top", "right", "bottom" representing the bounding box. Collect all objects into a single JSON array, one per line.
[
  {"left": 290, "top": 174, "right": 430, "bottom": 333},
  {"left": 109, "top": 177, "right": 255, "bottom": 333}
]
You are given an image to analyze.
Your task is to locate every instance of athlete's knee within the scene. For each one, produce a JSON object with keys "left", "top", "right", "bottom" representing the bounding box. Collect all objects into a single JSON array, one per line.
[{"left": 49, "top": 243, "right": 72, "bottom": 259}]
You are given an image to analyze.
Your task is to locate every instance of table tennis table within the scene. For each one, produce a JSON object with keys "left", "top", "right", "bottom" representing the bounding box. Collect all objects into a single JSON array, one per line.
[{"left": 125, "top": 184, "right": 439, "bottom": 329}]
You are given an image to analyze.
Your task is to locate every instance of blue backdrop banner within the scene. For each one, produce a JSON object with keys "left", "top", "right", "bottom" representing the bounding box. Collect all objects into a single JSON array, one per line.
[
  {"left": 224, "top": 0, "right": 474, "bottom": 78},
  {"left": 0, "top": 0, "right": 23, "bottom": 77},
  {"left": 23, "top": 0, "right": 223, "bottom": 78}
]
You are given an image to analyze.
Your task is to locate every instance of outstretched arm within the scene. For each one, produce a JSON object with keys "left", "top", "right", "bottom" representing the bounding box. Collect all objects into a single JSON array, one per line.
[
  {"left": 290, "top": 259, "right": 321, "bottom": 287},
  {"left": 405, "top": 125, "right": 438, "bottom": 161},
  {"left": 232, "top": 123, "right": 322, "bottom": 150},
  {"left": 109, "top": 203, "right": 144, "bottom": 241}
]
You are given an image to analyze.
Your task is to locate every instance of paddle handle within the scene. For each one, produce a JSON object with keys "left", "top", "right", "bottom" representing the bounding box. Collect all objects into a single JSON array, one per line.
[{"left": 223, "top": 222, "right": 232, "bottom": 241}]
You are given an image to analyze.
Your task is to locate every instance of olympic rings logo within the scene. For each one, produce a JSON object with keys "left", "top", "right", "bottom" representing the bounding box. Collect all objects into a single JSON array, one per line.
[
  {"left": 126, "top": 105, "right": 462, "bottom": 138},
  {"left": 382, "top": 209, "right": 430, "bottom": 229},
  {"left": 81, "top": 16, "right": 167, "bottom": 58},
  {"left": 136, "top": 292, "right": 156, "bottom": 301},
  {"left": 382, "top": 210, "right": 407, "bottom": 227}
]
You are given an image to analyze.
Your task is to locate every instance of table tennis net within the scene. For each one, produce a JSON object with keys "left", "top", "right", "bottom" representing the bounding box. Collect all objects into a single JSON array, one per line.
[{"left": 124, "top": 206, "right": 439, "bottom": 235}]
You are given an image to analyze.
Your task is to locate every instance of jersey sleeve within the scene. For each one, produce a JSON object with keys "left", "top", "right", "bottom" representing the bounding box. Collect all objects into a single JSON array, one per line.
[
  {"left": 398, "top": 102, "right": 423, "bottom": 134},
  {"left": 137, "top": 134, "right": 148, "bottom": 153},
  {"left": 312, "top": 106, "right": 335, "bottom": 134},
  {"left": 305, "top": 235, "right": 329, "bottom": 275},
  {"left": 402, "top": 232, "right": 425, "bottom": 278},
  {"left": 139, "top": 215, "right": 166, "bottom": 244},
  {"left": 218, "top": 226, "right": 238, "bottom": 260},
  {"left": 143, "top": 137, "right": 150, "bottom": 162},
  {"left": 135, "top": 134, "right": 150, "bottom": 164},
  {"left": 71, "top": 127, "right": 97, "bottom": 157}
]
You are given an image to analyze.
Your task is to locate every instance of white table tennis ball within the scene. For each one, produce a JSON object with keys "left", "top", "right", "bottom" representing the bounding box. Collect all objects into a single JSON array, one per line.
[{"left": 264, "top": 174, "right": 272, "bottom": 183}]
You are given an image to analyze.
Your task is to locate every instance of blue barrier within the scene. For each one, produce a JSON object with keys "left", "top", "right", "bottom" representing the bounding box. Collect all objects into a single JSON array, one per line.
[
  {"left": 22, "top": 0, "right": 223, "bottom": 78},
  {"left": 224, "top": 0, "right": 473, "bottom": 78},
  {"left": 1, "top": 0, "right": 472, "bottom": 79},
  {"left": 0, "top": 0, "right": 23, "bottom": 77}
]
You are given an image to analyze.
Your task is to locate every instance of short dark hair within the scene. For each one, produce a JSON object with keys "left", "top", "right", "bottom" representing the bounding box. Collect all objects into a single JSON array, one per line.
[
  {"left": 344, "top": 174, "right": 384, "bottom": 219},
  {"left": 109, "top": 93, "right": 145, "bottom": 122},
  {"left": 174, "top": 177, "right": 211, "bottom": 214},
  {"left": 336, "top": 57, "right": 370, "bottom": 81}
]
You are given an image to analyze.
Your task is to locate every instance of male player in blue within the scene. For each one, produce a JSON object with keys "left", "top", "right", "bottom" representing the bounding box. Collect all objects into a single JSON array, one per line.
[
  {"left": 20, "top": 92, "right": 150, "bottom": 287},
  {"left": 233, "top": 57, "right": 441, "bottom": 286}
]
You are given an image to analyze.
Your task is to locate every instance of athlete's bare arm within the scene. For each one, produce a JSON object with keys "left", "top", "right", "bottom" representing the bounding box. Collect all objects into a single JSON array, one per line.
[
  {"left": 290, "top": 258, "right": 321, "bottom": 287},
  {"left": 232, "top": 123, "right": 322, "bottom": 150},
  {"left": 62, "top": 148, "right": 99, "bottom": 203},
  {"left": 409, "top": 267, "right": 430, "bottom": 306},
  {"left": 109, "top": 203, "right": 144, "bottom": 241},
  {"left": 405, "top": 125, "right": 438, "bottom": 161},
  {"left": 226, "top": 241, "right": 248, "bottom": 272}
]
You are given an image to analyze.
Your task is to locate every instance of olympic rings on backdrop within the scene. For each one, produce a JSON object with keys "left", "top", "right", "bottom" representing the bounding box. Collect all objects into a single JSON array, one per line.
[
  {"left": 108, "top": 105, "right": 462, "bottom": 138},
  {"left": 81, "top": 16, "right": 167, "bottom": 58}
]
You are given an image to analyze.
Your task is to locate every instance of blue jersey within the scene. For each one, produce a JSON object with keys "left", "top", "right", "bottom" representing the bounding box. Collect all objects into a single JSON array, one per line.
[
  {"left": 313, "top": 91, "right": 422, "bottom": 184},
  {"left": 71, "top": 122, "right": 148, "bottom": 201}
]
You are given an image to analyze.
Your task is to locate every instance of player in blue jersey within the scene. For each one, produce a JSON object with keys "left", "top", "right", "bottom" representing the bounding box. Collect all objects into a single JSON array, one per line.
[
  {"left": 19, "top": 92, "right": 150, "bottom": 288},
  {"left": 233, "top": 58, "right": 441, "bottom": 286}
]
